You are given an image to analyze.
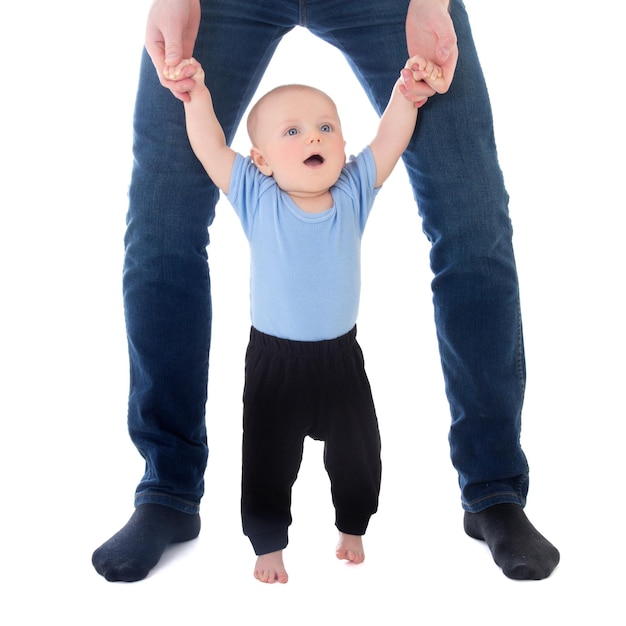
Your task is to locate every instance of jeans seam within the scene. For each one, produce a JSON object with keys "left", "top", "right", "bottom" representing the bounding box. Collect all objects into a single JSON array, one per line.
[
  {"left": 299, "top": 0, "right": 306, "bottom": 26},
  {"left": 516, "top": 303, "right": 526, "bottom": 396}
]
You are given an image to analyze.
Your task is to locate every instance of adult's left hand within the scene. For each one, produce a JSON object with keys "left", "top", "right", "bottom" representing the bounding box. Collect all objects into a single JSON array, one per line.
[{"left": 403, "top": 0, "right": 458, "bottom": 103}]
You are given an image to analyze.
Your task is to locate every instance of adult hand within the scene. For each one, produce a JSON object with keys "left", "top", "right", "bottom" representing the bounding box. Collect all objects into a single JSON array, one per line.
[
  {"left": 145, "top": 0, "right": 201, "bottom": 101},
  {"left": 403, "top": 0, "right": 458, "bottom": 102}
]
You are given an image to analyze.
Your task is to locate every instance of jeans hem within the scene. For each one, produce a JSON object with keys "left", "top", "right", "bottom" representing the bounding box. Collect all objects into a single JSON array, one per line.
[
  {"left": 135, "top": 491, "right": 201, "bottom": 515},
  {"left": 461, "top": 491, "right": 527, "bottom": 514}
]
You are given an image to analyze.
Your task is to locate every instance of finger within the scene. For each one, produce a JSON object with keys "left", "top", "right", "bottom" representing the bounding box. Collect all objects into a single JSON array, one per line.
[
  {"left": 434, "top": 42, "right": 458, "bottom": 94},
  {"left": 406, "top": 56, "right": 442, "bottom": 84},
  {"left": 145, "top": 23, "right": 167, "bottom": 78},
  {"left": 406, "top": 46, "right": 455, "bottom": 95},
  {"left": 436, "top": 34, "right": 457, "bottom": 65},
  {"left": 164, "top": 58, "right": 193, "bottom": 80},
  {"left": 400, "top": 68, "right": 435, "bottom": 95},
  {"left": 160, "top": 23, "right": 185, "bottom": 68},
  {"left": 399, "top": 83, "right": 428, "bottom": 108},
  {"left": 162, "top": 77, "right": 193, "bottom": 102},
  {"left": 405, "top": 55, "right": 425, "bottom": 74},
  {"left": 145, "top": 18, "right": 186, "bottom": 73},
  {"left": 401, "top": 65, "right": 425, "bottom": 87},
  {"left": 399, "top": 86, "right": 434, "bottom": 110}
]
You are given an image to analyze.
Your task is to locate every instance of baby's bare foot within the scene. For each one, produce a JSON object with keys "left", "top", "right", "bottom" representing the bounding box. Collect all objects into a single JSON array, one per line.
[
  {"left": 254, "top": 550, "right": 289, "bottom": 584},
  {"left": 336, "top": 532, "right": 365, "bottom": 564}
]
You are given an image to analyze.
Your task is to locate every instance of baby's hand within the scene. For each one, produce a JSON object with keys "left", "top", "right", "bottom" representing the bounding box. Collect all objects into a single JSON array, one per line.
[
  {"left": 163, "top": 58, "right": 193, "bottom": 80},
  {"left": 162, "top": 58, "right": 205, "bottom": 100},
  {"left": 406, "top": 55, "right": 443, "bottom": 83},
  {"left": 399, "top": 55, "right": 445, "bottom": 107}
]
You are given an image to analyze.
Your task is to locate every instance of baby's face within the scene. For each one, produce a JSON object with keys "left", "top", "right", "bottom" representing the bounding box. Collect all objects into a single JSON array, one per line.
[{"left": 250, "top": 87, "right": 346, "bottom": 197}]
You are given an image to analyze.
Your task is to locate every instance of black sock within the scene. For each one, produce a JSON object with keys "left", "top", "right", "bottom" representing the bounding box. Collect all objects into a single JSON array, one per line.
[
  {"left": 92, "top": 504, "right": 201, "bottom": 582},
  {"left": 464, "top": 503, "right": 560, "bottom": 580}
]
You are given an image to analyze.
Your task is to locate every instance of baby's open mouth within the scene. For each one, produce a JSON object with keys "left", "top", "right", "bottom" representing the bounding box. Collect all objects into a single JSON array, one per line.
[{"left": 304, "top": 154, "right": 325, "bottom": 166}]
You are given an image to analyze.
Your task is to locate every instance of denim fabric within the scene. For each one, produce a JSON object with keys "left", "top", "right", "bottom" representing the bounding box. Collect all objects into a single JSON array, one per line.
[{"left": 124, "top": 0, "right": 529, "bottom": 514}]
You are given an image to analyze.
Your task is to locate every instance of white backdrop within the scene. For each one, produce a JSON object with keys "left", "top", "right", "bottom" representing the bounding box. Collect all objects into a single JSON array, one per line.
[{"left": 1, "top": 1, "right": 624, "bottom": 624}]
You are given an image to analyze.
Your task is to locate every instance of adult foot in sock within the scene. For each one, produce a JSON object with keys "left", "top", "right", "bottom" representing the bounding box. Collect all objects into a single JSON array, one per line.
[
  {"left": 464, "top": 503, "right": 560, "bottom": 580},
  {"left": 92, "top": 504, "right": 201, "bottom": 582}
]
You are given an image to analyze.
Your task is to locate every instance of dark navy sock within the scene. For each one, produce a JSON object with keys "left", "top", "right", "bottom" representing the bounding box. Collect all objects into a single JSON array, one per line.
[
  {"left": 92, "top": 504, "right": 201, "bottom": 582},
  {"left": 464, "top": 503, "right": 560, "bottom": 580}
]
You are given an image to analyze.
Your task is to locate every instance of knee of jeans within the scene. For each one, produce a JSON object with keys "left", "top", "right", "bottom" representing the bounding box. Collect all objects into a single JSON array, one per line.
[
  {"left": 429, "top": 209, "right": 515, "bottom": 269},
  {"left": 126, "top": 171, "right": 218, "bottom": 250}
]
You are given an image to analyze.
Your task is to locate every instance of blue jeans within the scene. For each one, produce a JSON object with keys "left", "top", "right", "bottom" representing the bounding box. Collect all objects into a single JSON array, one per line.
[{"left": 124, "top": 0, "right": 529, "bottom": 515}]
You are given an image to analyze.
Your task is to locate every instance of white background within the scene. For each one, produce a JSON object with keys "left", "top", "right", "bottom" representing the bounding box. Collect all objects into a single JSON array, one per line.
[{"left": 1, "top": 1, "right": 624, "bottom": 623}]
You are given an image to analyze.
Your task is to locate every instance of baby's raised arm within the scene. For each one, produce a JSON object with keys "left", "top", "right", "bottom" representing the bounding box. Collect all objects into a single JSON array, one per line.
[
  {"left": 369, "top": 55, "right": 445, "bottom": 188},
  {"left": 165, "top": 59, "right": 237, "bottom": 194}
]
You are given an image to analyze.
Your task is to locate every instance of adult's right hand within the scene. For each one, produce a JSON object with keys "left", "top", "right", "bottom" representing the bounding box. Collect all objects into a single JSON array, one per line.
[{"left": 145, "top": 0, "right": 201, "bottom": 101}]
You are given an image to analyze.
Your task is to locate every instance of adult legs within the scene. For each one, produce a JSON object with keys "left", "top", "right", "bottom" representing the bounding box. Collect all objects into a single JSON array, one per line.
[
  {"left": 93, "top": 0, "right": 298, "bottom": 582},
  {"left": 307, "top": 0, "right": 558, "bottom": 578},
  {"left": 92, "top": 45, "right": 214, "bottom": 581}
]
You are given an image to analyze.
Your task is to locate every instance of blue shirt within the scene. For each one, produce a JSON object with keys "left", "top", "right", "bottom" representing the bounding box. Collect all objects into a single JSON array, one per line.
[{"left": 227, "top": 147, "right": 378, "bottom": 341}]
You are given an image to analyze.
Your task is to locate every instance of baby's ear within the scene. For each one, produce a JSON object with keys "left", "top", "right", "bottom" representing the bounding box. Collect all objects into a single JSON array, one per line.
[{"left": 250, "top": 147, "right": 272, "bottom": 176}]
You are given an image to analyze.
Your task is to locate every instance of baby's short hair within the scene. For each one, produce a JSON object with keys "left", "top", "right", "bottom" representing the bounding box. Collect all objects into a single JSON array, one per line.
[{"left": 246, "top": 84, "right": 338, "bottom": 144}]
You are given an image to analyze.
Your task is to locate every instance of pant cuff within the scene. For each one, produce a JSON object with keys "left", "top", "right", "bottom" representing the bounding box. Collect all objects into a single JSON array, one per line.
[{"left": 247, "top": 529, "right": 289, "bottom": 556}]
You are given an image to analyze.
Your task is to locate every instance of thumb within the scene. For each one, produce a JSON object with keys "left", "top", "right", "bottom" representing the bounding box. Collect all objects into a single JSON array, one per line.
[
  {"left": 146, "top": 19, "right": 184, "bottom": 70},
  {"left": 164, "top": 37, "right": 184, "bottom": 67},
  {"left": 436, "top": 34, "right": 456, "bottom": 64}
]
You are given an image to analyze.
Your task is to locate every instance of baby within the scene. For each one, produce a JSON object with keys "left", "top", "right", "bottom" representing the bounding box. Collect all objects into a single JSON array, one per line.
[{"left": 165, "top": 55, "right": 443, "bottom": 583}]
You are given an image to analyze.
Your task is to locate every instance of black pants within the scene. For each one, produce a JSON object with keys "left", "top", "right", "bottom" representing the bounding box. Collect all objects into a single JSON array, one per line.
[{"left": 241, "top": 326, "right": 382, "bottom": 555}]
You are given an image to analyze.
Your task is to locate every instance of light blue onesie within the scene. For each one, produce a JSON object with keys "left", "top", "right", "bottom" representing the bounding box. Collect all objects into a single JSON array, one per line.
[{"left": 226, "top": 146, "right": 379, "bottom": 341}]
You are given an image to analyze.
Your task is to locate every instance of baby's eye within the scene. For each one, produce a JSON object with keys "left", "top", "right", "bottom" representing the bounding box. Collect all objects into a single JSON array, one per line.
[
  {"left": 320, "top": 124, "right": 332, "bottom": 133},
  {"left": 286, "top": 128, "right": 299, "bottom": 136}
]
